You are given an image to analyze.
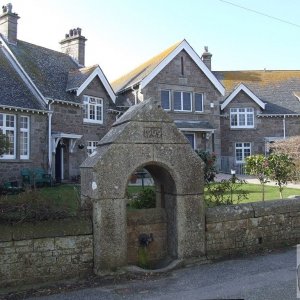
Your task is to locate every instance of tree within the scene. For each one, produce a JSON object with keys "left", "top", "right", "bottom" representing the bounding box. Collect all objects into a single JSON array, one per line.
[
  {"left": 245, "top": 154, "right": 270, "bottom": 201},
  {"left": 267, "top": 153, "right": 296, "bottom": 199},
  {"left": 271, "top": 137, "right": 300, "bottom": 181},
  {"left": 0, "top": 130, "right": 9, "bottom": 157}
]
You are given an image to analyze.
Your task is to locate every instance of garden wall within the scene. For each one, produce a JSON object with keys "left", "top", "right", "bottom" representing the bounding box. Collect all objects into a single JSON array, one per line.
[
  {"left": 206, "top": 198, "right": 300, "bottom": 258},
  {"left": 0, "top": 218, "right": 93, "bottom": 287}
]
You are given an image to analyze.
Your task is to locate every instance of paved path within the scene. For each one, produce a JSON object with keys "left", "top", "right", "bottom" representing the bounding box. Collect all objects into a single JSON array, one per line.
[{"left": 28, "top": 247, "right": 298, "bottom": 300}]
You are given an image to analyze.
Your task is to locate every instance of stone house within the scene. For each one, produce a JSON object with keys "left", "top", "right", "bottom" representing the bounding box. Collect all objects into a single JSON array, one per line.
[
  {"left": 112, "top": 43, "right": 300, "bottom": 173},
  {"left": 112, "top": 40, "right": 225, "bottom": 161},
  {"left": 0, "top": 4, "right": 116, "bottom": 184},
  {"left": 214, "top": 71, "right": 300, "bottom": 173}
]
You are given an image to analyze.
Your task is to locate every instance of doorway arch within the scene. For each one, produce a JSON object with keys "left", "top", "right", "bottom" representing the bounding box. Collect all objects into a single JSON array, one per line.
[{"left": 81, "top": 99, "right": 205, "bottom": 274}]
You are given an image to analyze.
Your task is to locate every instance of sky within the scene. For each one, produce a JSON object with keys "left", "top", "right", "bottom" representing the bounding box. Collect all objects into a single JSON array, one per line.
[{"left": 5, "top": 0, "right": 300, "bottom": 81}]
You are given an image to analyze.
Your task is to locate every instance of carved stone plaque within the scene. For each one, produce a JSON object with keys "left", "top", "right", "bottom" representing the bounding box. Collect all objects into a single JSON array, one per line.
[{"left": 143, "top": 127, "right": 162, "bottom": 139}]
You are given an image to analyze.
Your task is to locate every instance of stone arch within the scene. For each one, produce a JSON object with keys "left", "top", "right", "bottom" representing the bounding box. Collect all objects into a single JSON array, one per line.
[{"left": 81, "top": 99, "right": 205, "bottom": 274}]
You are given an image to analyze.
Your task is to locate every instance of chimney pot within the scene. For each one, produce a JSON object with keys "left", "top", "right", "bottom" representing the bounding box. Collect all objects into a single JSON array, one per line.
[
  {"left": 60, "top": 28, "right": 87, "bottom": 66},
  {"left": 201, "top": 46, "right": 212, "bottom": 70},
  {"left": 0, "top": 3, "right": 20, "bottom": 44}
]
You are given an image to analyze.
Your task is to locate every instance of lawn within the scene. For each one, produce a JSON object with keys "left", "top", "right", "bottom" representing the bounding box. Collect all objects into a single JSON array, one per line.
[
  {"left": 241, "top": 184, "right": 300, "bottom": 202},
  {"left": 205, "top": 182, "right": 300, "bottom": 204},
  {"left": 0, "top": 184, "right": 80, "bottom": 223}
]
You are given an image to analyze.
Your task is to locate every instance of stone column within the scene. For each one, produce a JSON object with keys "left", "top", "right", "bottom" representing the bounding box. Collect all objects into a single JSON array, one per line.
[{"left": 93, "top": 198, "right": 127, "bottom": 273}]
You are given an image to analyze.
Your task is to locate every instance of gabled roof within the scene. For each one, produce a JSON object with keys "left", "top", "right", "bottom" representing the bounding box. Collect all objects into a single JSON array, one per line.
[
  {"left": 0, "top": 46, "right": 46, "bottom": 111},
  {"left": 72, "top": 66, "right": 116, "bottom": 102},
  {"left": 214, "top": 70, "right": 300, "bottom": 115},
  {"left": 221, "top": 83, "right": 265, "bottom": 110},
  {"left": 112, "top": 40, "right": 225, "bottom": 96}
]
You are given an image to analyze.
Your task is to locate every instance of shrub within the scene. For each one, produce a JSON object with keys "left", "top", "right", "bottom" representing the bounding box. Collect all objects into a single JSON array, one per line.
[
  {"left": 128, "top": 187, "right": 156, "bottom": 209},
  {"left": 205, "top": 178, "right": 248, "bottom": 206},
  {"left": 196, "top": 150, "right": 217, "bottom": 183}
]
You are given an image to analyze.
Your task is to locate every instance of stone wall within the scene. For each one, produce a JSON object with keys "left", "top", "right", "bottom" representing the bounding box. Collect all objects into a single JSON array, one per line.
[
  {"left": 206, "top": 198, "right": 300, "bottom": 258},
  {"left": 127, "top": 208, "right": 167, "bottom": 265},
  {"left": 0, "top": 218, "right": 93, "bottom": 287}
]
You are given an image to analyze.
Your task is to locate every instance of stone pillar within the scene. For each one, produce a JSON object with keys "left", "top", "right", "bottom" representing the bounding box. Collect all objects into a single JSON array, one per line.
[
  {"left": 93, "top": 198, "right": 127, "bottom": 273},
  {"left": 176, "top": 195, "right": 205, "bottom": 258}
]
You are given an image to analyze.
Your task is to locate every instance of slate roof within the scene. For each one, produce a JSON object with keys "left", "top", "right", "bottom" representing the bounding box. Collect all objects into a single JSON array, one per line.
[
  {"left": 0, "top": 47, "right": 45, "bottom": 110},
  {"left": 214, "top": 70, "right": 300, "bottom": 115},
  {"left": 66, "top": 65, "right": 98, "bottom": 91},
  {"left": 111, "top": 41, "right": 182, "bottom": 93},
  {"left": 7, "top": 40, "right": 81, "bottom": 103}
]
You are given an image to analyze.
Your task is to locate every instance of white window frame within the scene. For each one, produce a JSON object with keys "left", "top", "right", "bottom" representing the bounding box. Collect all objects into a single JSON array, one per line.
[
  {"left": 230, "top": 108, "right": 254, "bottom": 128},
  {"left": 83, "top": 95, "right": 103, "bottom": 124},
  {"left": 174, "top": 91, "right": 192, "bottom": 112},
  {"left": 183, "top": 132, "right": 196, "bottom": 150},
  {"left": 20, "top": 116, "right": 30, "bottom": 160},
  {"left": 195, "top": 93, "right": 204, "bottom": 112},
  {"left": 235, "top": 142, "right": 251, "bottom": 163},
  {"left": 0, "top": 113, "right": 16, "bottom": 159},
  {"left": 161, "top": 90, "right": 171, "bottom": 111},
  {"left": 87, "top": 141, "right": 98, "bottom": 156}
]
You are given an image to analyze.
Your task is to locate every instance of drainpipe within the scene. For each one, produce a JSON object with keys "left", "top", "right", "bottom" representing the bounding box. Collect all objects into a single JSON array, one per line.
[
  {"left": 283, "top": 115, "right": 286, "bottom": 139},
  {"left": 48, "top": 101, "right": 53, "bottom": 174}
]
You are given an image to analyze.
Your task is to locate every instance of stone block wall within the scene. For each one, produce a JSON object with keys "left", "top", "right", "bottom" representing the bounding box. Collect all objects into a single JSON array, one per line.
[
  {"left": 127, "top": 208, "right": 167, "bottom": 265},
  {"left": 206, "top": 198, "right": 300, "bottom": 258},
  {"left": 0, "top": 218, "right": 93, "bottom": 287}
]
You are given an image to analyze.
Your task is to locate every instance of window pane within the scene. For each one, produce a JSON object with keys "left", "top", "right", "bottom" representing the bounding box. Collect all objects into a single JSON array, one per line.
[
  {"left": 90, "top": 105, "right": 95, "bottom": 120},
  {"left": 174, "top": 92, "right": 181, "bottom": 110},
  {"left": 236, "top": 149, "right": 243, "bottom": 161},
  {"left": 182, "top": 92, "right": 191, "bottom": 111},
  {"left": 230, "top": 114, "right": 237, "bottom": 126},
  {"left": 7, "top": 130, "right": 14, "bottom": 155},
  {"left": 96, "top": 106, "right": 102, "bottom": 121},
  {"left": 195, "top": 93, "right": 203, "bottom": 112},
  {"left": 0, "top": 114, "right": 3, "bottom": 127},
  {"left": 239, "top": 114, "right": 245, "bottom": 126},
  {"left": 161, "top": 90, "right": 170, "bottom": 110},
  {"left": 247, "top": 113, "right": 253, "bottom": 126}
]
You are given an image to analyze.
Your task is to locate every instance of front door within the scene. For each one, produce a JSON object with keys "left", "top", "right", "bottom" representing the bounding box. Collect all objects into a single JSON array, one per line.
[{"left": 55, "top": 143, "right": 62, "bottom": 182}]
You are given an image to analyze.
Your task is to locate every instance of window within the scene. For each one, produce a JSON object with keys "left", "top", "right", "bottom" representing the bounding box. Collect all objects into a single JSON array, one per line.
[
  {"left": 161, "top": 90, "right": 171, "bottom": 110},
  {"left": 184, "top": 133, "right": 195, "bottom": 149},
  {"left": 83, "top": 96, "right": 103, "bottom": 124},
  {"left": 20, "top": 116, "right": 30, "bottom": 159},
  {"left": 174, "top": 91, "right": 192, "bottom": 112},
  {"left": 230, "top": 108, "right": 254, "bottom": 128},
  {"left": 195, "top": 93, "right": 204, "bottom": 112},
  {"left": 87, "top": 141, "right": 98, "bottom": 155},
  {"left": 235, "top": 142, "right": 251, "bottom": 163},
  {"left": 0, "top": 113, "right": 16, "bottom": 159}
]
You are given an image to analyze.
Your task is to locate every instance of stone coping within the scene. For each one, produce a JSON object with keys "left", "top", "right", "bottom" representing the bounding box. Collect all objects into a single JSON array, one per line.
[
  {"left": 206, "top": 198, "right": 300, "bottom": 223},
  {"left": 0, "top": 217, "right": 92, "bottom": 242}
]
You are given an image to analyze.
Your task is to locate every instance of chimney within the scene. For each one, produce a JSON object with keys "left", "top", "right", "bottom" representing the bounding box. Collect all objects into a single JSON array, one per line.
[
  {"left": 201, "top": 46, "right": 212, "bottom": 70},
  {"left": 60, "top": 28, "right": 87, "bottom": 66},
  {"left": 0, "top": 3, "right": 20, "bottom": 44}
]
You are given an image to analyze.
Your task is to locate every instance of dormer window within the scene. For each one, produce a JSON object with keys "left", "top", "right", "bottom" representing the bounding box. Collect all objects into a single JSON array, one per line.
[
  {"left": 83, "top": 96, "right": 103, "bottom": 124},
  {"left": 230, "top": 108, "right": 254, "bottom": 128}
]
